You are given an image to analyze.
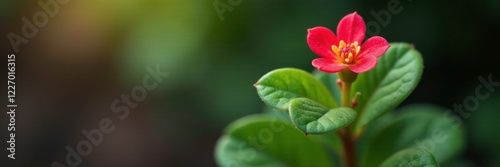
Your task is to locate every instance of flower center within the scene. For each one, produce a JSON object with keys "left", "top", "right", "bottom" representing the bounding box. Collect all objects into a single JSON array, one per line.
[{"left": 332, "top": 40, "right": 361, "bottom": 64}]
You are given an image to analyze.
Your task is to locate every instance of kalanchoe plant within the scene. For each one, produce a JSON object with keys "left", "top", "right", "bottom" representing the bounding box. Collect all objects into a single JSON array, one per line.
[{"left": 215, "top": 12, "right": 464, "bottom": 167}]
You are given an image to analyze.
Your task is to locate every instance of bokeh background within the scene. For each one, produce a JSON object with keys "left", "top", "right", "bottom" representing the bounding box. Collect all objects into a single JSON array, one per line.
[{"left": 1, "top": 0, "right": 500, "bottom": 166}]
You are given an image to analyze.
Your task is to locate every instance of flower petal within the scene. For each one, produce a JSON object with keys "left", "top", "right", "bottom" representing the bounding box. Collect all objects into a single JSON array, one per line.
[
  {"left": 357, "top": 36, "right": 390, "bottom": 59},
  {"left": 307, "top": 27, "right": 339, "bottom": 58},
  {"left": 337, "top": 12, "right": 366, "bottom": 44},
  {"left": 312, "top": 58, "right": 346, "bottom": 73},
  {"left": 349, "top": 56, "right": 377, "bottom": 73}
]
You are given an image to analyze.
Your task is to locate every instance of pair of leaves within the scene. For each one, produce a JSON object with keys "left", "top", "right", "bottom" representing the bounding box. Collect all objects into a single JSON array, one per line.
[
  {"left": 254, "top": 68, "right": 356, "bottom": 134},
  {"left": 255, "top": 43, "right": 423, "bottom": 135},
  {"left": 215, "top": 105, "right": 463, "bottom": 166}
]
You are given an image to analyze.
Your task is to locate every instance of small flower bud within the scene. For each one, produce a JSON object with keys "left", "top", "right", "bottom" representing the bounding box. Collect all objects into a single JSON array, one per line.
[{"left": 337, "top": 79, "right": 343, "bottom": 87}]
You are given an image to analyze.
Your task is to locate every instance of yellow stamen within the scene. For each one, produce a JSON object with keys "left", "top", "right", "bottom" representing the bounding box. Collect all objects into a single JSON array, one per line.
[
  {"left": 339, "top": 40, "right": 346, "bottom": 48},
  {"left": 345, "top": 53, "right": 353, "bottom": 63},
  {"left": 331, "top": 40, "right": 361, "bottom": 64},
  {"left": 332, "top": 45, "right": 340, "bottom": 57}
]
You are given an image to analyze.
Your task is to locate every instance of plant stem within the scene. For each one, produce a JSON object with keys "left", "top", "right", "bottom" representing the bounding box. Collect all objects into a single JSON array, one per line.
[
  {"left": 339, "top": 81, "right": 356, "bottom": 167},
  {"left": 341, "top": 81, "right": 352, "bottom": 108},
  {"left": 338, "top": 129, "right": 356, "bottom": 167}
]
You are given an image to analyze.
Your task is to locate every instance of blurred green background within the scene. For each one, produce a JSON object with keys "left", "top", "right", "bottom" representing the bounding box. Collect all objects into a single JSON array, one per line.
[{"left": 1, "top": 0, "right": 499, "bottom": 166}]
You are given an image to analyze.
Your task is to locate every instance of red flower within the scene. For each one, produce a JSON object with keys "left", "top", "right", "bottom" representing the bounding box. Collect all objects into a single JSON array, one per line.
[{"left": 307, "top": 12, "right": 390, "bottom": 73}]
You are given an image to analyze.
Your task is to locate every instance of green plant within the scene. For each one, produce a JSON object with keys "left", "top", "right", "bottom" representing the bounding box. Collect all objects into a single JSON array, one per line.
[{"left": 215, "top": 12, "right": 464, "bottom": 167}]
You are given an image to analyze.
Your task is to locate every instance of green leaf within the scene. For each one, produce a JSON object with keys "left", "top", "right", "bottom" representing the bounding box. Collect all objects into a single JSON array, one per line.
[
  {"left": 215, "top": 114, "right": 335, "bottom": 167},
  {"left": 215, "top": 136, "right": 288, "bottom": 167},
  {"left": 359, "top": 104, "right": 464, "bottom": 167},
  {"left": 255, "top": 68, "right": 337, "bottom": 110},
  {"left": 380, "top": 148, "right": 438, "bottom": 167},
  {"left": 352, "top": 43, "right": 424, "bottom": 133},
  {"left": 289, "top": 98, "right": 356, "bottom": 134}
]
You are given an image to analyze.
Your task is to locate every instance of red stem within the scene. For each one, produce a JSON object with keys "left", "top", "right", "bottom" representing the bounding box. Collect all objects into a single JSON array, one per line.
[{"left": 338, "top": 128, "right": 356, "bottom": 167}]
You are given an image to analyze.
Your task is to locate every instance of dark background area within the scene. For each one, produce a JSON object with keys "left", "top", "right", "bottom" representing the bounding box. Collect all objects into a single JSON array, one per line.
[{"left": 1, "top": 0, "right": 499, "bottom": 166}]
